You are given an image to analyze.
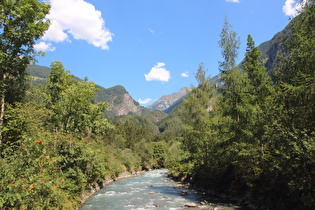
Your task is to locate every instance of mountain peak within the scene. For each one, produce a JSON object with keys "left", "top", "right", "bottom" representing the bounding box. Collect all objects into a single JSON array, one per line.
[{"left": 147, "top": 87, "right": 191, "bottom": 112}]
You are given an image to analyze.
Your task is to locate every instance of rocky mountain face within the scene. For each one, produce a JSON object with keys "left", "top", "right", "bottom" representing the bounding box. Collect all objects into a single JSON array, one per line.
[
  {"left": 97, "top": 85, "right": 147, "bottom": 117},
  {"left": 147, "top": 87, "right": 191, "bottom": 112}
]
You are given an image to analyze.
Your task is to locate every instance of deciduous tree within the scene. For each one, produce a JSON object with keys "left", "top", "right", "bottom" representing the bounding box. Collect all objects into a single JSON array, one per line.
[{"left": 0, "top": 0, "right": 50, "bottom": 142}]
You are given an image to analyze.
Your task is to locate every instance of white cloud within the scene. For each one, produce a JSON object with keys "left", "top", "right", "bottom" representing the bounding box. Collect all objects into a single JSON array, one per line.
[
  {"left": 181, "top": 71, "right": 189, "bottom": 78},
  {"left": 282, "top": 0, "right": 303, "bottom": 17},
  {"left": 34, "top": 41, "right": 56, "bottom": 52},
  {"left": 42, "top": 0, "right": 113, "bottom": 50},
  {"left": 138, "top": 98, "right": 152, "bottom": 105},
  {"left": 145, "top": 62, "right": 171, "bottom": 82},
  {"left": 225, "top": 0, "right": 240, "bottom": 3}
]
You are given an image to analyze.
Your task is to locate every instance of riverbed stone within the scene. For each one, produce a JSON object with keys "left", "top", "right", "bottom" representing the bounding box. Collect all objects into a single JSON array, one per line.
[
  {"left": 180, "top": 190, "right": 188, "bottom": 196},
  {"left": 184, "top": 203, "right": 198, "bottom": 207}
]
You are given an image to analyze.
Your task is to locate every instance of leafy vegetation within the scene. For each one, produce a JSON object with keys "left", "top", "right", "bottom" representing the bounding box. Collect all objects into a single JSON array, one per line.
[
  {"left": 1, "top": 0, "right": 315, "bottom": 209},
  {"left": 0, "top": 58, "right": 168, "bottom": 208}
]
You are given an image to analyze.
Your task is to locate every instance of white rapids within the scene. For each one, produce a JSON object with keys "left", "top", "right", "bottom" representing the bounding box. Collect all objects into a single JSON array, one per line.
[{"left": 80, "top": 169, "right": 240, "bottom": 210}]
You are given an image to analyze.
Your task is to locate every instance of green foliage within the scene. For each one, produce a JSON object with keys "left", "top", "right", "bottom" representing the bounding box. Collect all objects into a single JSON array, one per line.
[
  {"left": 218, "top": 16, "right": 240, "bottom": 73},
  {"left": 0, "top": 0, "right": 50, "bottom": 140},
  {"left": 258, "top": 1, "right": 315, "bottom": 208},
  {"left": 46, "top": 61, "right": 111, "bottom": 137},
  {"left": 168, "top": 11, "right": 315, "bottom": 209},
  {"left": 0, "top": 59, "right": 166, "bottom": 209},
  {"left": 2, "top": 2, "right": 315, "bottom": 209},
  {"left": 181, "top": 63, "right": 215, "bottom": 164}
]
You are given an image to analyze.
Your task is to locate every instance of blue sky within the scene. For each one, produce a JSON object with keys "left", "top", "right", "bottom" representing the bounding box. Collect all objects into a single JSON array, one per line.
[{"left": 35, "top": 0, "right": 301, "bottom": 106}]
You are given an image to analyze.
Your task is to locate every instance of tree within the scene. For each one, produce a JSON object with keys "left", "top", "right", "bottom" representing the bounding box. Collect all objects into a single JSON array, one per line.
[
  {"left": 218, "top": 16, "right": 240, "bottom": 74},
  {"left": 0, "top": 0, "right": 50, "bottom": 142},
  {"left": 217, "top": 16, "right": 244, "bottom": 124},
  {"left": 217, "top": 16, "right": 245, "bottom": 141},
  {"left": 242, "top": 34, "right": 274, "bottom": 156},
  {"left": 181, "top": 63, "right": 215, "bottom": 164},
  {"left": 46, "top": 61, "right": 111, "bottom": 137},
  {"left": 261, "top": 1, "right": 315, "bottom": 207},
  {"left": 276, "top": 0, "right": 315, "bottom": 132},
  {"left": 46, "top": 61, "right": 73, "bottom": 108},
  {"left": 180, "top": 63, "right": 219, "bottom": 187},
  {"left": 217, "top": 18, "right": 262, "bottom": 192}
]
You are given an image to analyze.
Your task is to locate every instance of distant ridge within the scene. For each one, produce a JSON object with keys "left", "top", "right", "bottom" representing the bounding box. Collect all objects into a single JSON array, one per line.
[{"left": 147, "top": 87, "right": 191, "bottom": 112}]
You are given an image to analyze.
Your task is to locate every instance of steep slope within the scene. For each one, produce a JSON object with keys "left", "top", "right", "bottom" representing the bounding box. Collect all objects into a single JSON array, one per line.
[
  {"left": 147, "top": 87, "right": 191, "bottom": 112},
  {"left": 257, "top": 22, "right": 292, "bottom": 78},
  {"left": 98, "top": 85, "right": 147, "bottom": 117}
]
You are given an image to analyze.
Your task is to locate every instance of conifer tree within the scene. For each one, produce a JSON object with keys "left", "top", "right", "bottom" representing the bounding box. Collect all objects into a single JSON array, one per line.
[
  {"left": 182, "top": 63, "right": 215, "bottom": 166},
  {"left": 242, "top": 34, "right": 274, "bottom": 156},
  {"left": 261, "top": 1, "right": 315, "bottom": 207},
  {"left": 217, "top": 17, "right": 261, "bottom": 192},
  {"left": 181, "top": 63, "right": 219, "bottom": 187}
]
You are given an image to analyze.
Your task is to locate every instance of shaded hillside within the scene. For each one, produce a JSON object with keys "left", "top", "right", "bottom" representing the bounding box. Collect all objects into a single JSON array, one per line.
[
  {"left": 257, "top": 22, "right": 292, "bottom": 78},
  {"left": 27, "top": 64, "right": 52, "bottom": 85}
]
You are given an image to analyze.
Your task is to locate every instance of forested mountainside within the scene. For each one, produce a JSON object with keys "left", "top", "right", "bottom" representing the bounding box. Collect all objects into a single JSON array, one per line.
[
  {"left": 27, "top": 65, "right": 148, "bottom": 117},
  {"left": 257, "top": 22, "right": 291, "bottom": 79}
]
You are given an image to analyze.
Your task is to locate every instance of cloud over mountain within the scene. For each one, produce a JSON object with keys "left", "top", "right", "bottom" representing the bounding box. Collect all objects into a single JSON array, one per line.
[
  {"left": 282, "top": 0, "right": 303, "bottom": 17},
  {"left": 138, "top": 98, "right": 152, "bottom": 105},
  {"left": 145, "top": 62, "right": 171, "bottom": 82}
]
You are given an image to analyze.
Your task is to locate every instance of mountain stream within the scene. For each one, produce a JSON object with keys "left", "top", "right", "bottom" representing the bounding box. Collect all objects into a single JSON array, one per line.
[{"left": 80, "top": 169, "right": 243, "bottom": 210}]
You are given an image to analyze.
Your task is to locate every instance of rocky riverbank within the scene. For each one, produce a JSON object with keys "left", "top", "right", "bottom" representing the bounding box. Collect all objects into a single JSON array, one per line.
[{"left": 168, "top": 175, "right": 257, "bottom": 209}]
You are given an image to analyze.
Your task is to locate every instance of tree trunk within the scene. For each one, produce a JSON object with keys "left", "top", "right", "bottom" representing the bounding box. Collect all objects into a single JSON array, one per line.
[{"left": 0, "top": 73, "right": 6, "bottom": 145}]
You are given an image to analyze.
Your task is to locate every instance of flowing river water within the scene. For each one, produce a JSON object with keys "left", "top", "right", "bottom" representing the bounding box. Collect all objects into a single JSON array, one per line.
[{"left": 80, "top": 169, "right": 244, "bottom": 210}]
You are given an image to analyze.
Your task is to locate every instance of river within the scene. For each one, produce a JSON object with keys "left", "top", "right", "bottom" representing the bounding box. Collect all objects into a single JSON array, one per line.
[{"left": 80, "top": 169, "right": 243, "bottom": 210}]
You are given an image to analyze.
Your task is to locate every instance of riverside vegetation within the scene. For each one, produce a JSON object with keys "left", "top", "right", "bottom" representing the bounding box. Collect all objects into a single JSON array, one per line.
[{"left": 1, "top": 0, "right": 315, "bottom": 209}]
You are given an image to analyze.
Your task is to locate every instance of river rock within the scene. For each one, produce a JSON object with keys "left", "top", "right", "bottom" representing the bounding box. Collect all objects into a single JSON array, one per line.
[
  {"left": 200, "top": 201, "right": 207, "bottom": 205},
  {"left": 180, "top": 190, "right": 188, "bottom": 196},
  {"left": 184, "top": 203, "right": 198, "bottom": 207}
]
